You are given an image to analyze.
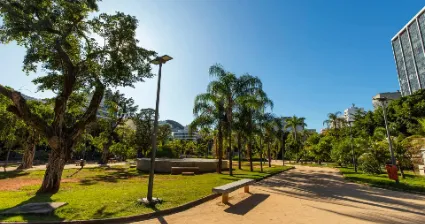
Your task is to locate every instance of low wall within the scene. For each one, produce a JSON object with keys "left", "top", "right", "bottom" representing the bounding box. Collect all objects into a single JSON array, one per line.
[{"left": 136, "top": 158, "right": 228, "bottom": 173}]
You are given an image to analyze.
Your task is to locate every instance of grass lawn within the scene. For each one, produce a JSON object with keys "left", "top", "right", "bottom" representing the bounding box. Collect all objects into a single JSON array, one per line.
[
  {"left": 339, "top": 167, "right": 425, "bottom": 194},
  {"left": 0, "top": 162, "right": 292, "bottom": 222}
]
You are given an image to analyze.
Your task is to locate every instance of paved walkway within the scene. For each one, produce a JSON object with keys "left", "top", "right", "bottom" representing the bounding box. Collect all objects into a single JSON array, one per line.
[{"left": 140, "top": 165, "right": 425, "bottom": 224}]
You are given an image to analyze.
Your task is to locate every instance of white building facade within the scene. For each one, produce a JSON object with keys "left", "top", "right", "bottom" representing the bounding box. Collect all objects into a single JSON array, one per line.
[
  {"left": 172, "top": 126, "right": 199, "bottom": 141},
  {"left": 344, "top": 105, "right": 364, "bottom": 122}
]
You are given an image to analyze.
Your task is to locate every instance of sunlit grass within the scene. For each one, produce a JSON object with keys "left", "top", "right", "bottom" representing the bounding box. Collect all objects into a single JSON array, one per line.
[
  {"left": 339, "top": 167, "right": 425, "bottom": 194},
  {"left": 0, "top": 163, "right": 291, "bottom": 222}
]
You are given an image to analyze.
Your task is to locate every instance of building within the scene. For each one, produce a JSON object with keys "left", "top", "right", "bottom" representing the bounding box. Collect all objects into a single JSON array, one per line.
[
  {"left": 391, "top": 6, "right": 425, "bottom": 96},
  {"left": 372, "top": 91, "right": 402, "bottom": 109},
  {"left": 344, "top": 104, "right": 364, "bottom": 122},
  {"left": 172, "top": 126, "right": 199, "bottom": 141}
]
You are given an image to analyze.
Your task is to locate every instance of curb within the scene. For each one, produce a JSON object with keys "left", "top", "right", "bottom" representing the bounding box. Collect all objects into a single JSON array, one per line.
[
  {"left": 0, "top": 166, "right": 294, "bottom": 224},
  {"left": 0, "top": 194, "right": 220, "bottom": 224}
]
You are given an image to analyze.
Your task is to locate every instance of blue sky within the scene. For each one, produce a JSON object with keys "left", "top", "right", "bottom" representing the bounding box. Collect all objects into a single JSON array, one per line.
[{"left": 1, "top": 0, "right": 424, "bottom": 131}]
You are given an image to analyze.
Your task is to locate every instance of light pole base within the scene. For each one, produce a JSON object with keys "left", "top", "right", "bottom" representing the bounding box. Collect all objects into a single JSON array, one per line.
[{"left": 138, "top": 197, "right": 162, "bottom": 206}]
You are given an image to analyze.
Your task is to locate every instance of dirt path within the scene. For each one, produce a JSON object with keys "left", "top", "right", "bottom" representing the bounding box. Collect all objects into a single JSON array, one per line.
[{"left": 140, "top": 165, "right": 425, "bottom": 224}]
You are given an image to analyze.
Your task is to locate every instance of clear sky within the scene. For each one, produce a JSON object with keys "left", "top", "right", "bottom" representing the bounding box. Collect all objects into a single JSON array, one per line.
[{"left": 1, "top": 0, "right": 424, "bottom": 131}]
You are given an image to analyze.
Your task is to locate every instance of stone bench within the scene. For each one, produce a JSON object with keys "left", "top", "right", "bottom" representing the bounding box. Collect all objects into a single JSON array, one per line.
[
  {"left": 171, "top": 167, "right": 200, "bottom": 175},
  {"left": 212, "top": 178, "right": 255, "bottom": 203}
]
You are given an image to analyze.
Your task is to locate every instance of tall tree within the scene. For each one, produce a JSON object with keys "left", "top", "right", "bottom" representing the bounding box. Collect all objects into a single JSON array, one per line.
[
  {"left": 17, "top": 100, "right": 53, "bottom": 169},
  {"left": 157, "top": 124, "right": 172, "bottom": 146},
  {"left": 323, "top": 112, "right": 344, "bottom": 129},
  {"left": 0, "top": 0, "right": 155, "bottom": 192},
  {"left": 236, "top": 75, "right": 272, "bottom": 171},
  {"left": 284, "top": 115, "right": 307, "bottom": 142},
  {"left": 96, "top": 89, "right": 137, "bottom": 165},
  {"left": 191, "top": 93, "right": 226, "bottom": 173},
  {"left": 263, "top": 114, "right": 276, "bottom": 167},
  {"left": 274, "top": 116, "right": 289, "bottom": 165},
  {"left": 134, "top": 108, "right": 155, "bottom": 158},
  {"left": 208, "top": 64, "right": 238, "bottom": 175}
]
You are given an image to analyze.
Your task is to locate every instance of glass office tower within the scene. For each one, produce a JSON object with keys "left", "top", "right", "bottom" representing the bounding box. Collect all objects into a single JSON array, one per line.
[{"left": 392, "top": 6, "right": 425, "bottom": 96}]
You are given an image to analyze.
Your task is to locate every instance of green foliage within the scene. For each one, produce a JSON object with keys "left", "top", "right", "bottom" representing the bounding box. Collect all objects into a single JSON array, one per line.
[
  {"left": 358, "top": 153, "right": 382, "bottom": 174},
  {"left": 134, "top": 108, "right": 155, "bottom": 157},
  {"left": 157, "top": 124, "right": 172, "bottom": 146},
  {"left": 330, "top": 137, "right": 352, "bottom": 165}
]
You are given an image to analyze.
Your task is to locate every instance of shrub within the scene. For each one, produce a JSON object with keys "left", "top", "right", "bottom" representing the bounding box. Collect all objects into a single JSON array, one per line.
[
  {"left": 358, "top": 153, "right": 382, "bottom": 174},
  {"left": 156, "top": 146, "right": 178, "bottom": 158}
]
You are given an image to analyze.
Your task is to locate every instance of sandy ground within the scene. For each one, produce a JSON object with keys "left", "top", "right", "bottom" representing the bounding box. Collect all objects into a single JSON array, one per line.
[{"left": 139, "top": 165, "right": 425, "bottom": 224}]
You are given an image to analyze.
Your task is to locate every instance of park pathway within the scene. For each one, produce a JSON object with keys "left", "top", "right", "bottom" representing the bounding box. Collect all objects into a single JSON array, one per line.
[{"left": 140, "top": 165, "right": 425, "bottom": 224}]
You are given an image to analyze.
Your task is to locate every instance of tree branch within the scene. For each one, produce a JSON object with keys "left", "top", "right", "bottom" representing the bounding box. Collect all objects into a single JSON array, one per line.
[
  {"left": 0, "top": 84, "right": 52, "bottom": 138},
  {"left": 71, "top": 80, "right": 105, "bottom": 140}
]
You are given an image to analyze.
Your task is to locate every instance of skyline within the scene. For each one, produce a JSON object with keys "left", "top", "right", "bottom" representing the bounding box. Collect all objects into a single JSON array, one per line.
[{"left": 1, "top": 1, "right": 425, "bottom": 131}]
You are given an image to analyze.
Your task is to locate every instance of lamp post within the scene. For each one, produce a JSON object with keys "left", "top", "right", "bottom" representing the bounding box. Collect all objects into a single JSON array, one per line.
[
  {"left": 141, "top": 55, "right": 173, "bottom": 205},
  {"left": 373, "top": 96, "right": 398, "bottom": 183}
]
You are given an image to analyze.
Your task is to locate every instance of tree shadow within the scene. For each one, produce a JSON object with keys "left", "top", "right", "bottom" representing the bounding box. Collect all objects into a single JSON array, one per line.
[
  {"left": 0, "top": 170, "right": 30, "bottom": 179},
  {"left": 78, "top": 167, "right": 142, "bottom": 186},
  {"left": 66, "top": 168, "right": 83, "bottom": 178},
  {"left": 256, "top": 167, "right": 425, "bottom": 224},
  {"left": 224, "top": 193, "right": 269, "bottom": 215},
  {"left": 0, "top": 192, "right": 64, "bottom": 222}
]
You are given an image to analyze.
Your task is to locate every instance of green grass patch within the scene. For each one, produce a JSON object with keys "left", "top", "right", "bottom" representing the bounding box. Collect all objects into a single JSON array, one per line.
[
  {"left": 0, "top": 163, "right": 291, "bottom": 222},
  {"left": 339, "top": 167, "right": 425, "bottom": 194}
]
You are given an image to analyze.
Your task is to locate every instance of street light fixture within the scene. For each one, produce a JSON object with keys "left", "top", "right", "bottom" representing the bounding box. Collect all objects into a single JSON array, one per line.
[
  {"left": 140, "top": 55, "right": 173, "bottom": 205},
  {"left": 373, "top": 96, "right": 399, "bottom": 183}
]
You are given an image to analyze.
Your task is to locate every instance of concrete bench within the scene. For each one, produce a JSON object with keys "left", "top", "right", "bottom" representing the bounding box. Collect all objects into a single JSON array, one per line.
[
  {"left": 212, "top": 178, "right": 255, "bottom": 203},
  {"left": 171, "top": 167, "right": 200, "bottom": 175}
]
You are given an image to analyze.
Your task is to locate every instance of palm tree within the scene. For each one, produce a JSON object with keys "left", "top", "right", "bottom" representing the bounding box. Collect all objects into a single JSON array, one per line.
[
  {"left": 191, "top": 93, "right": 226, "bottom": 173},
  {"left": 274, "top": 116, "right": 289, "bottom": 166},
  {"left": 323, "top": 111, "right": 345, "bottom": 129},
  {"left": 236, "top": 75, "right": 273, "bottom": 171},
  {"left": 208, "top": 64, "right": 238, "bottom": 175},
  {"left": 284, "top": 115, "right": 307, "bottom": 142},
  {"left": 261, "top": 113, "right": 276, "bottom": 168},
  {"left": 233, "top": 110, "right": 246, "bottom": 169}
]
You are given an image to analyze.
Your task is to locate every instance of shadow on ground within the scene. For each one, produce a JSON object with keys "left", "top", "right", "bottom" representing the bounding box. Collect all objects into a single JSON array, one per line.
[
  {"left": 0, "top": 192, "right": 64, "bottom": 222},
  {"left": 256, "top": 167, "right": 425, "bottom": 224},
  {"left": 0, "top": 170, "right": 30, "bottom": 179},
  {"left": 224, "top": 193, "right": 269, "bottom": 215},
  {"left": 78, "top": 167, "right": 143, "bottom": 186}
]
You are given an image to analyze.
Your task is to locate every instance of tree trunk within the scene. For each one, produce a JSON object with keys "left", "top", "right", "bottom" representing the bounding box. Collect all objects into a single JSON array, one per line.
[
  {"left": 400, "top": 166, "right": 405, "bottom": 179},
  {"left": 3, "top": 148, "right": 11, "bottom": 172},
  {"left": 100, "top": 139, "right": 113, "bottom": 165},
  {"left": 268, "top": 143, "right": 271, "bottom": 167},
  {"left": 38, "top": 148, "right": 68, "bottom": 193},
  {"left": 237, "top": 133, "right": 242, "bottom": 169},
  {"left": 248, "top": 112, "right": 253, "bottom": 172},
  {"left": 18, "top": 143, "right": 36, "bottom": 170},
  {"left": 260, "top": 138, "right": 263, "bottom": 172},
  {"left": 281, "top": 134, "right": 285, "bottom": 166},
  {"left": 228, "top": 128, "right": 233, "bottom": 176},
  {"left": 217, "top": 124, "right": 223, "bottom": 174},
  {"left": 248, "top": 142, "right": 253, "bottom": 172}
]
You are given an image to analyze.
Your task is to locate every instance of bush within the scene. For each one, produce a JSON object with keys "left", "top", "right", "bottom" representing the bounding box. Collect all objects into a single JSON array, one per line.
[
  {"left": 156, "top": 146, "right": 178, "bottom": 158},
  {"left": 358, "top": 153, "right": 382, "bottom": 174}
]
